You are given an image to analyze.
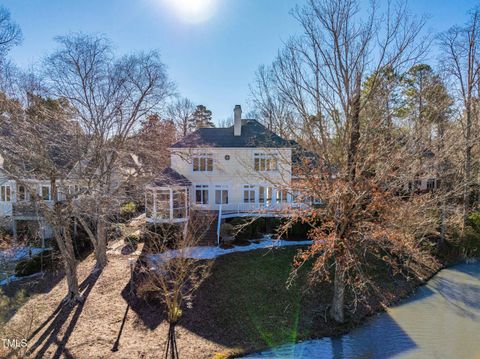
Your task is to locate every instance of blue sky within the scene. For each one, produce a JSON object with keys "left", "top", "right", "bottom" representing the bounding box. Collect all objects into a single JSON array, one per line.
[{"left": 2, "top": 0, "right": 480, "bottom": 124}]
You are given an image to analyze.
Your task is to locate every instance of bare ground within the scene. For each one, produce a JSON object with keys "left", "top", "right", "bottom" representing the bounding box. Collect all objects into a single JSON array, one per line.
[{"left": 1, "top": 248, "right": 231, "bottom": 359}]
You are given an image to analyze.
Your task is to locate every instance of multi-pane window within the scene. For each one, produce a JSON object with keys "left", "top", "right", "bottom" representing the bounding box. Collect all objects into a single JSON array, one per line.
[
  {"left": 41, "top": 186, "right": 51, "bottom": 201},
  {"left": 254, "top": 153, "right": 278, "bottom": 172},
  {"left": 0, "top": 185, "right": 11, "bottom": 202},
  {"left": 243, "top": 185, "right": 255, "bottom": 203},
  {"left": 427, "top": 178, "right": 436, "bottom": 191},
  {"left": 156, "top": 189, "right": 170, "bottom": 219},
  {"left": 259, "top": 186, "right": 273, "bottom": 205},
  {"left": 195, "top": 185, "right": 209, "bottom": 205},
  {"left": 193, "top": 154, "right": 213, "bottom": 172},
  {"left": 276, "top": 189, "right": 288, "bottom": 203},
  {"left": 17, "top": 185, "right": 27, "bottom": 201},
  {"left": 145, "top": 191, "right": 154, "bottom": 218},
  {"left": 173, "top": 190, "right": 187, "bottom": 219},
  {"left": 215, "top": 185, "right": 228, "bottom": 205}
]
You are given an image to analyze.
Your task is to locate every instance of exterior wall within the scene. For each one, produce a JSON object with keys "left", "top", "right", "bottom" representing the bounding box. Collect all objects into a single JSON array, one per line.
[{"left": 170, "top": 147, "right": 292, "bottom": 210}]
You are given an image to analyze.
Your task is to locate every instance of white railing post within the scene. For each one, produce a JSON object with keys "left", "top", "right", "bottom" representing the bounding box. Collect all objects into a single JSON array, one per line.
[{"left": 217, "top": 204, "right": 222, "bottom": 246}]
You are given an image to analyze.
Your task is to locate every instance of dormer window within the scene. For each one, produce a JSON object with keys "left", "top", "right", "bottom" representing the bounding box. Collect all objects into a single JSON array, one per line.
[
  {"left": 193, "top": 154, "right": 213, "bottom": 172},
  {"left": 254, "top": 153, "right": 278, "bottom": 172}
]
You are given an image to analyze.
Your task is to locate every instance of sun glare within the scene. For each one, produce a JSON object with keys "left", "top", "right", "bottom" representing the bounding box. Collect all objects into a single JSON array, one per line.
[{"left": 162, "top": 0, "right": 217, "bottom": 24}]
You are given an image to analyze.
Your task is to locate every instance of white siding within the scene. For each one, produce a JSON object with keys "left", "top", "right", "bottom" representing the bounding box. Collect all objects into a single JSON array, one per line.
[{"left": 171, "top": 147, "right": 292, "bottom": 209}]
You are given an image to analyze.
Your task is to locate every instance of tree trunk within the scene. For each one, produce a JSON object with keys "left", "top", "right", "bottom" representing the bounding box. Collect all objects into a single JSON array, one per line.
[
  {"left": 51, "top": 178, "right": 81, "bottom": 302},
  {"left": 347, "top": 74, "right": 362, "bottom": 181},
  {"left": 95, "top": 218, "right": 108, "bottom": 268},
  {"left": 164, "top": 322, "right": 179, "bottom": 359},
  {"left": 330, "top": 260, "right": 345, "bottom": 323}
]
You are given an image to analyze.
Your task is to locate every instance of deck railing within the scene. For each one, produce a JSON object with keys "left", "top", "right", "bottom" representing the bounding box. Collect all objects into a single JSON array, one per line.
[{"left": 12, "top": 201, "right": 53, "bottom": 218}]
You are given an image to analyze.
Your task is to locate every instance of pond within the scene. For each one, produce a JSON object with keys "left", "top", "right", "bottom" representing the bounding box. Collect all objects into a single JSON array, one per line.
[{"left": 244, "top": 261, "right": 480, "bottom": 359}]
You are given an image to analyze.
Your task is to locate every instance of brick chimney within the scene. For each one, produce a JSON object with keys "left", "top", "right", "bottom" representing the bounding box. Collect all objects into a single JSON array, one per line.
[{"left": 234, "top": 105, "right": 242, "bottom": 136}]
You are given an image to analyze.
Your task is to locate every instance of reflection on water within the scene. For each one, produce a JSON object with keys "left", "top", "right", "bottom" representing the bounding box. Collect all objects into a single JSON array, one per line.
[{"left": 245, "top": 261, "right": 480, "bottom": 359}]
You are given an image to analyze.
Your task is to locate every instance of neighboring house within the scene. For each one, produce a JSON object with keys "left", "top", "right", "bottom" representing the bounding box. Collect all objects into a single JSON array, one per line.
[
  {"left": 0, "top": 150, "right": 140, "bottom": 243},
  {"left": 145, "top": 105, "right": 303, "bottom": 244},
  {"left": 0, "top": 160, "right": 58, "bottom": 242}
]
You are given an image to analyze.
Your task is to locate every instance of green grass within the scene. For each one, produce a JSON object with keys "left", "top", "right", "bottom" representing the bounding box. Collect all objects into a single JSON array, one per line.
[{"left": 190, "top": 246, "right": 325, "bottom": 351}]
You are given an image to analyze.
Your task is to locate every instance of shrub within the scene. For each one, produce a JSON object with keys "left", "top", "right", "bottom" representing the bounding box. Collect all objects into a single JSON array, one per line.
[
  {"left": 124, "top": 233, "right": 140, "bottom": 245},
  {"left": 121, "top": 201, "right": 137, "bottom": 215},
  {"left": 119, "top": 201, "right": 138, "bottom": 222},
  {"left": 220, "top": 223, "right": 234, "bottom": 238},
  {"left": 281, "top": 221, "right": 311, "bottom": 240},
  {"left": 15, "top": 250, "right": 54, "bottom": 277},
  {"left": 229, "top": 218, "right": 263, "bottom": 240},
  {"left": 462, "top": 229, "right": 480, "bottom": 257}
]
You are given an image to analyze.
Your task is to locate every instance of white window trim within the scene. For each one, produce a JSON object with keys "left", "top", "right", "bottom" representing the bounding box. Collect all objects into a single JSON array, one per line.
[
  {"left": 254, "top": 152, "right": 278, "bottom": 172},
  {"left": 40, "top": 185, "right": 51, "bottom": 201},
  {"left": 194, "top": 184, "right": 210, "bottom": 205},
  {"left": 243, "top": 184, "right": 256, "bottom": 203},
  {"left": 0, "top": 185, "right": 11, "bottom": 202},
  {"left": 214, "top": 184, "right": 229, "bottom": 205},
  {"left": 192, "top": 153, "right": 214, "bottom": 172}
]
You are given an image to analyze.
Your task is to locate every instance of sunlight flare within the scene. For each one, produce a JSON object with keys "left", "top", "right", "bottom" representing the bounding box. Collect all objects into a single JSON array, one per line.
[{"left": 162, "top": 0, "right": 218, "bottom": 24}]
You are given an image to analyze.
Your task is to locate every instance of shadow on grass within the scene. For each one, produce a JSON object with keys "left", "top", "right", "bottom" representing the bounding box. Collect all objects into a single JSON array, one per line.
[
  {"left": 18, "top": 267, "right": 103, "bottom": 359},
  {"left": 120, "top": 253, "right": 165, "bottom": 331}
]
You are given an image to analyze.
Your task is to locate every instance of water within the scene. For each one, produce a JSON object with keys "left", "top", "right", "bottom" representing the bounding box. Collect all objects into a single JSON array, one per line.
[{"left": 245, "top": 261, "right": 480, "bottom": 359}]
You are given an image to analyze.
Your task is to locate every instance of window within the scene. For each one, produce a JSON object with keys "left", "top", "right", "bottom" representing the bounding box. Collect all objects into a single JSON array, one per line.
[
  {"left": 259, "top": 186, "right": 273, "bottom": 205},
  {"left": 173, "top": 190, "right": 187, "bottom": 219},
  {"left": 215, "top": 185, "right": 228, "bottom": 205},
  {"left": 243, "top": 185, "right": 255, "bottom": 203},
  {"left": 195, "top": 185, "right": 209, "bottom": 205},
  {"left": 146, "top": 190, "right": 154, "bottom": 218},
  {"left": 17, "top": 185, "right": 27, "bottom": 201},
  {"left": 276, "top": 189, "right": 288, "bottom": 203},
  {"left": 41, "top": 186, "right": 51, "bottom": 201},
  {"left": 156, "top": 189, "right": 170, "bottom": 219},
  {"left": 427, "top": 178, "right": 436, "bottom": 191},
  {"left": 254, "top": 153, "right": 278, "bottom": 172},
  {"left": 0, "top": 185, "right": 11, "bottom": 202},
  {"left": 193, "top": 154, "right": 213, "bottom": 172}
]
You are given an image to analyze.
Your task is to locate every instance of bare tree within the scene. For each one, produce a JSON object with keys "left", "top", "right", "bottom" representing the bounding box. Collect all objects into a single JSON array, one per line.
[
  {"left": 167, "top": 97, "right": 195, "bottom": 137},
  {"left": 0, "top": 6, "right": 21, "bottom": 58},
  {"left": 251, "top": 0, "right": 443, "bottom": 323},
  {"left": 439, "top": 9, "right": 480, "bottom": 225},
  {"left": 0, "top": 93, "right": 86, "bottom": 302},
  {"left": 250, "top": 65, "right": 294, "bottom": 138},
  {"left": 44, "top": 33, "right": 175, "bottom": 268},
  {"left": 137, "top": 216, "right": 214, "bottom": 359}
]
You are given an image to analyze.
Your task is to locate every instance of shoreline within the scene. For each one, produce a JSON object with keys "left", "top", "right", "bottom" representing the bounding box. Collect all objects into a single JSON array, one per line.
[{"left": 235, "top": 255, "right": 471, "bottom": 358}]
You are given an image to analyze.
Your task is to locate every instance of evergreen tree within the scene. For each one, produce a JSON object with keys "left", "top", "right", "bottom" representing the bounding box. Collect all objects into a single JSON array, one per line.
[{"left": 190, "top": 104, "right": 214, "bottom": 130}]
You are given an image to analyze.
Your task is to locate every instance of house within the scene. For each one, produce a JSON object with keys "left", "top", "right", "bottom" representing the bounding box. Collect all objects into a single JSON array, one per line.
[
  {"left": 0, "top": 150, "right": 140, "bottom": 243},
  {"left": 145, "top": 105, "right": 301, "bottom": 243},
  {"left": 0, "top": 156, "right": 57, "bottom": 242}
]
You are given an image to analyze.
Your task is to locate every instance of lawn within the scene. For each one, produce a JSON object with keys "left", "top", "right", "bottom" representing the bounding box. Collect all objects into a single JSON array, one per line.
[{"left": 180, "top": 245, "right": 331, "bottom": 355}]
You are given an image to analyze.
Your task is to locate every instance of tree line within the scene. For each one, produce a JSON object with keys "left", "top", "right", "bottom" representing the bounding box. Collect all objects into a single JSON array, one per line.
[{"left": 250, "top": 0, "right": 480, "bottom": 322}]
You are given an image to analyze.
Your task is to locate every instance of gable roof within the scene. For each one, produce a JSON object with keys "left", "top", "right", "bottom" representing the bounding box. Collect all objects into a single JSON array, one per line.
[{"left": 171, "top": 119, "right": 292, "bottom": 149}]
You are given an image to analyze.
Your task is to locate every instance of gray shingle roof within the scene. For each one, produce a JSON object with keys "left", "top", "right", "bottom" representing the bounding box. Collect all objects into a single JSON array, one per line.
[
  {"left": 171, "top": 119, "right": 292, "bottom": 148},
  {"left": 151, "top": 167, "right": 191, "bottom": 187}
]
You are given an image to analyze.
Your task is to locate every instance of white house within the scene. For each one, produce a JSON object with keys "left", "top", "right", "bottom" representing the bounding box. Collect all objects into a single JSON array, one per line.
[
  {"left": 0, "top": 159, "right": 56, "bottom": 241},
  {"left": 145, "top": 105, "right": 299, "bottom": 242}
]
